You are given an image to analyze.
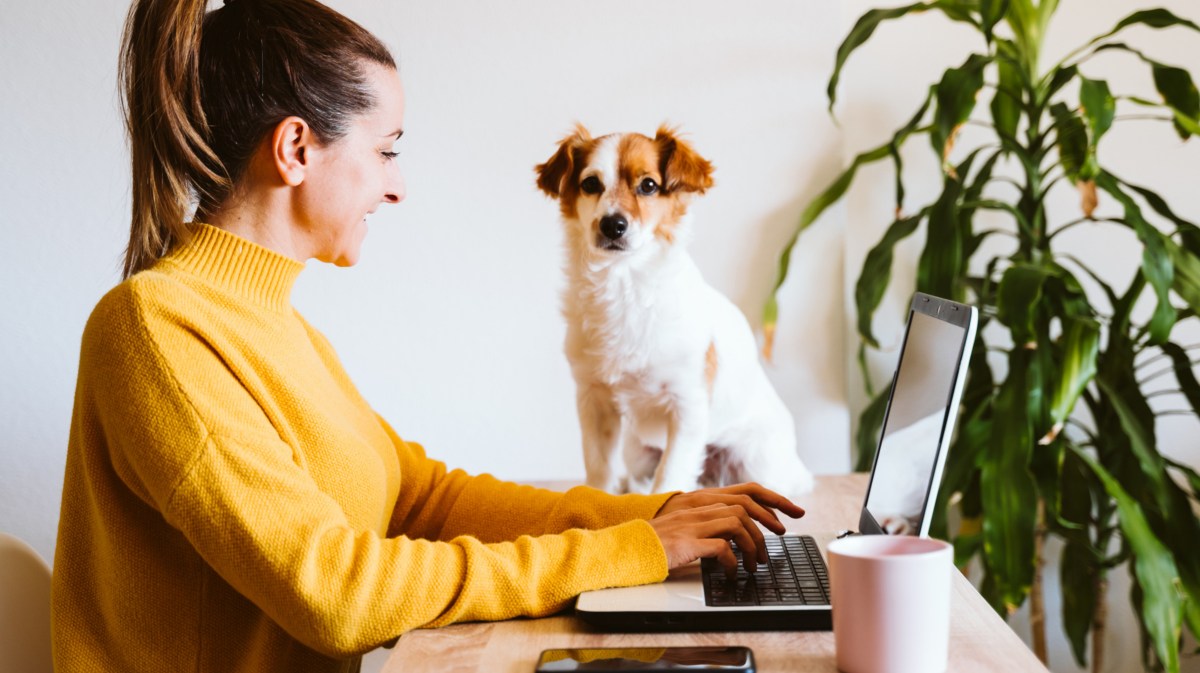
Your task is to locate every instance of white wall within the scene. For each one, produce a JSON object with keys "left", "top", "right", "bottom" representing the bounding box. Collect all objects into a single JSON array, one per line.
[{"left": 1, "top": 2, "right": 1197, "bottom": 672}]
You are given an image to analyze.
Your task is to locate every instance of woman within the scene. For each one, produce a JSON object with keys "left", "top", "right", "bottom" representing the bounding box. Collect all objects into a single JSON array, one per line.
[{"left": 51, "top": 1, "right": 805, "bottom": 671}]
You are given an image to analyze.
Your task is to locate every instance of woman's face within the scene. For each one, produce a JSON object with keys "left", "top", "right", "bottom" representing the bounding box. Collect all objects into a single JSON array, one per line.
[{"left": 297, "top": 63, "right": 406, "bottom": 266}]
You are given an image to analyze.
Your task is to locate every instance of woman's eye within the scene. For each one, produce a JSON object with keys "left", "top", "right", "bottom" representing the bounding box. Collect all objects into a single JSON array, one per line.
[
  {"left": 381, "top": 151, "right": 400, "bottom": 161},
  {"left": 581, "top": 176, "right": 603, "bottom": 195},
  {"left": 637, "top": 178, "right": 659, "bottom": 196}
]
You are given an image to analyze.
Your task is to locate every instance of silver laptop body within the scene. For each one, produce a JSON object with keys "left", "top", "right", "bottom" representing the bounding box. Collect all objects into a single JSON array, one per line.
[{"left": 575, "top": 292, "right": 979, "bottom": 631}]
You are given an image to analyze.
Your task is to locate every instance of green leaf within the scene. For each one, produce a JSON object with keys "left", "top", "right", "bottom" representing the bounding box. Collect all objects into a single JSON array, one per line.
[
  {"left": 1074, "top": 448, "right": 1184, "bottom": 673},
  {"left": 1092, "top": 43, "right": 1200, "bottom": 140},
  {"left": 1050, "top": 102, "right": 1089, "bottom": 181},
  {"left": 1058, "top": 254, "right": 1118, "bottom": 310},
  {"left": 1112, "top": 271, "right": 1147, "bottom": 341},
  {"left": 930, "top": 54, "right": 992, "bottom": 170},
  {"left": 934, "top": 0, "right": 981, "bottom": 26},
  {"left": 991, "top": 39, "right": 1024, "bottom": 142},
  {"left": 981, "top": 0, "right": 1011, "bottom": 44},
  {"left": 1097, "top": 8, "right": 1200, "bottom": 42},
  {"left": 1095, "top": 172, "right": 1176, "bottom": 344},
  {"left": 1093, "top": 377, "right": 1200, "bottom": 622},
  {"left": 1122, "top": 94, "right": 1200, "bottom": 139},
  {"left": 1005, "top": 0, "right": 1036, "bottom": 37},
  {"left": 1159, "top": 342, "right": 1200, "bottom": 418},
  {"left": 1079, "top": 77, "right": 1115, "bottom": 148},
  {"left": 1039, "top": 64, "right": 1078, "bottom": 107},
  {"left": 1153, "top": 65, "right": 1200, "bottom": 139},
  {"left": 996, "top": 263, "right": 1050, "bottom": 343},
  {"left": 1044, "top": 317, "right": 1100, "bottom": 442},
  {"left": 855, "top": 386, "right": 891, "bottom": 472},
  {"left": 980, "top": 348, "right": 1039, "bottom": 611},
  {"left": 855, "top": 212, "right": 927, "bottom": 348},
  {"left": 917, "top": 149, "right": 983, "bottom": 301},
  {"left": 829, "top": 3, "right": 938, "bottom": 113},
  {"left": 1057, "top": 444, "right": 1094, "bottom": 537},
  {"left": 1061, "top": 539, "right": 1098, "bottom": 668},
  {"left": 1164, "top": 236, "right": 1200, "bottom": 316},
  {"left": 1072, "top": 76, "right": 1114, "bottom": 182},
  {"left": 1044, "top": 261, "right": 1094, "bottom": 319},
  {"left": 1187, "top": 600, "right": 1200, "bottom": 649},
  {"left": 1165, "top": 456, "right": 1200, "bottom": 500},
  {"left": 934, "top": 400, "right": 992, "bottom": 541},
  {"left": 1109, "top": 174, "right": 1200, "bottom": 256},
  {"left": 954, "top": 527, "right": 983, "bottom": 568},
  {"left": 1095, "top": 378, "right": 1169, "bottom": 511}
]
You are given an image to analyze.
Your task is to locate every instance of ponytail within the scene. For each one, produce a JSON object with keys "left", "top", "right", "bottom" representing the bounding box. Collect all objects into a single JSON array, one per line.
[
  {"left": 119, "top": 0, "right": 222, "bottom": 278},
  {"left": 117, "top": 0, "right": 396, "bottom": 278}
]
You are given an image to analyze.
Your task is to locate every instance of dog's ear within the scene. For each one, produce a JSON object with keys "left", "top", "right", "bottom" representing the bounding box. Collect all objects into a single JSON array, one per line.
[
  {"left": 655, "top": 125, "right": 714, "bottom": 194},
  {"left": 535, "top": 124, "right": 593, "bottom": 198}
]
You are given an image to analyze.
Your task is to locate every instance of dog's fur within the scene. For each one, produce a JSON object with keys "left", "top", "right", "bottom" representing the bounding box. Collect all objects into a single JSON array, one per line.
[{"left": 535, "top": 124, "right": 814, "bottom": 496}]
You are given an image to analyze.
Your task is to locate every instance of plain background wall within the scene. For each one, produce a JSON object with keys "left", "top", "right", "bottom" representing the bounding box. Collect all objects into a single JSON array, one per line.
[{"left": 1, "top": 2, "right": 1197, "bottom": 672}]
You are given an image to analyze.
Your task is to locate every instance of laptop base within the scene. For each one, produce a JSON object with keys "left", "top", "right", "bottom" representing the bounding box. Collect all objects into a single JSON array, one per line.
[{"left": 576, "top": 608, "right": 832, "bottom": 632}]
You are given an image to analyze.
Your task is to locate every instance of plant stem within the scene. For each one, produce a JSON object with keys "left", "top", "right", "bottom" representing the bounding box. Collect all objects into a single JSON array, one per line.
[
  {"left": 1092, "top": 572, "right": 1108, "bottom": 673},
  {"left": 1030, "top": 500, "right": 1049, "bottom": 664},
  {"left": 1047, "top": 216, "right": 1091, "bottom": 240}
]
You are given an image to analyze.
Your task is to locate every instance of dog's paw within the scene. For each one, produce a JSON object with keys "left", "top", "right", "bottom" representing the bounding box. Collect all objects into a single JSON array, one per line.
[
  {"left": 623, "top": 474, "right": 657, "bottom": 495},
  {"left": 586, "top": 474, "right": 624, "bottom": 494}
]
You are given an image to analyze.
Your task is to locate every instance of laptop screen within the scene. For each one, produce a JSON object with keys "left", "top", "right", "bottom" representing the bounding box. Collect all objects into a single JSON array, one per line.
[{"left": 861, "top": 295, "right": 976, "bottom": 537}]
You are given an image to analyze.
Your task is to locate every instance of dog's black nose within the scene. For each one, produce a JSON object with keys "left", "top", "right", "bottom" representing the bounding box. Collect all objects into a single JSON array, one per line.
[{"left": 599, "top": 214, "right": 628, "bottom": 241}]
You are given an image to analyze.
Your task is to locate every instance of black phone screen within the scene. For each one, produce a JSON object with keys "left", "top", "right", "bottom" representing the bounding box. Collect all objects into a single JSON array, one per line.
[{"left": 535, "top": 646, "right": 755, "bottom": 672}]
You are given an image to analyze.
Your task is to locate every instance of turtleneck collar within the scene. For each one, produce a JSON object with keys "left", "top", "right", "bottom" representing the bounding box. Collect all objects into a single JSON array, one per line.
[{"left": 160, "top": 223, "right": 305, "bottom": 312}]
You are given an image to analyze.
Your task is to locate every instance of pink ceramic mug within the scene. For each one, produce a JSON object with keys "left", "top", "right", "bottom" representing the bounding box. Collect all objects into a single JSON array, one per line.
[{"left": 827, "top": 535, "right": 953, "bottom": 673}]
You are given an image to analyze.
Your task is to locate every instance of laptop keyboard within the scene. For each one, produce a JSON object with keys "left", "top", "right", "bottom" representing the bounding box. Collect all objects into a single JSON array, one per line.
[{"left": 701, "top": 535, "right": 830, "bottom": 607}]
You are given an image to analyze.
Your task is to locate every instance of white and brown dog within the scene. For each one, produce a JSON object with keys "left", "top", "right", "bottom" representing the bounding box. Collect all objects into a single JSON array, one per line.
[{"left": 535, "top": 124, "right": 814, "bottom": 496}]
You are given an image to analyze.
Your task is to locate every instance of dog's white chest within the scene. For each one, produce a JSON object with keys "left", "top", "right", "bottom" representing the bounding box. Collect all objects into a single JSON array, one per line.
[{"left": 566, "top": 268, "right": 701, "bottom": 391}]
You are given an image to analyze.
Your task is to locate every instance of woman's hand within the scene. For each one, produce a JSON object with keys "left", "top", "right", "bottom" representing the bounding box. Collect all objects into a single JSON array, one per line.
[{"left": 648, "top": 483, "right": 805, "bottom": 576}]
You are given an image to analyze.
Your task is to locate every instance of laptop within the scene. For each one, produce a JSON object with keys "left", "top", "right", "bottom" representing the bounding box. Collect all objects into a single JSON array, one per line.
[{"left": 575, "top": 292, "right": 979, "bottom": 632}]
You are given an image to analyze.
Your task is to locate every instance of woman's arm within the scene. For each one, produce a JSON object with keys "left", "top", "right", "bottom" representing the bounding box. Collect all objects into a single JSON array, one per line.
[
  {"left": 376, "top": 416, "right": 677, "bottom": 543},
  {"left": 165, "top": 430, "right": 667, "bottom": 655}
]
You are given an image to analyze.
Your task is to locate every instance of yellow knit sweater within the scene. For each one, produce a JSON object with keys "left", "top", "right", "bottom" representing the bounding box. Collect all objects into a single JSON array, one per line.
[{"left": 52, "top": 223, "right": 672, "bottom": 673}]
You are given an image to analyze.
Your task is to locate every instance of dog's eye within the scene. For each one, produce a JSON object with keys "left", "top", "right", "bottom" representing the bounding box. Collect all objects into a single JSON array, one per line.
[
  {"left": 581, "top": 176, "right": 603, "bottom": 195},
  {"left": 637, "top": 178, "right": 659, "bottom": 196}
]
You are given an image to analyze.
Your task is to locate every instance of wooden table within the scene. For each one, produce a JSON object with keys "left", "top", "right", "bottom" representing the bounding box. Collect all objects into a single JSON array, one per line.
[{"left": 383, "top": 474, "right": 1047, "bottom": 672}]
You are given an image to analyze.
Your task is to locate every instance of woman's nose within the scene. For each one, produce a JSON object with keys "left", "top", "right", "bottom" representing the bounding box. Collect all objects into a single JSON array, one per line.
[{"left": 384, "top": 170, "right": 406, "bottom": 204}]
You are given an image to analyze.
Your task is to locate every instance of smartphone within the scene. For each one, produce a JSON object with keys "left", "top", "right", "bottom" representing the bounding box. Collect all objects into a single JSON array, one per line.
[{"left": 534, "top": 646, "right": 755, "bottom": 672}]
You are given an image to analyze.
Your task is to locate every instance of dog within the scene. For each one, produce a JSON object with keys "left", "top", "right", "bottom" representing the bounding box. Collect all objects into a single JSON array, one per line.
[{"left": 535, "top": 124, "right": 814, "bottom": 496}]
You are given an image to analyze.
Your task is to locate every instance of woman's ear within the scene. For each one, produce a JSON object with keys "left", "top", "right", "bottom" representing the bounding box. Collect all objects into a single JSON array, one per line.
[
  {"left": 535, "top": 123, "right": 593, "bottom": 198},
  {"left": 655, "top": 125, "right": 714, "bottom": 194},
  {"left": 271, "top": 116, "right": 313, "bottom": 187}
]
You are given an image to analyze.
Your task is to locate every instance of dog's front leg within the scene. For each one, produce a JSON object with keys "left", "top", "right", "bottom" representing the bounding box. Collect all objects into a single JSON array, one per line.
[
  {"left": 577, "top": 384, "right": 624, "bottom": 493},
  {"left": 653, "top": 397, "right": 709, "bottom": 493}
]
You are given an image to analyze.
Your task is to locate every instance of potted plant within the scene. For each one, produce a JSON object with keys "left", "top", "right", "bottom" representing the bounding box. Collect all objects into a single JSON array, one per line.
[{"left": 762, "top": 2, "right": 1200, "bottom": 671}]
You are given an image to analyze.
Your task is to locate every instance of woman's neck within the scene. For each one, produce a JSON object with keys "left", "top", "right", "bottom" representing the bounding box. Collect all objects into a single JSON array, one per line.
[{"left": 200, "top": 186, "right": 311, "bottom": 264}]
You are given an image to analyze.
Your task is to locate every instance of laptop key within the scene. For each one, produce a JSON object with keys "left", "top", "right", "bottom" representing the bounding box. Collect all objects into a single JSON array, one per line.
[{"left": 702, "top": 534, "right": 832, "bottom": 607}]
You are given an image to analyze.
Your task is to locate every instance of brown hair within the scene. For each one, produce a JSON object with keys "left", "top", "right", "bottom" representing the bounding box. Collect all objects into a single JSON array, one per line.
[{"left": 118, "top": 0, "right": 395, "bottom": 278}]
